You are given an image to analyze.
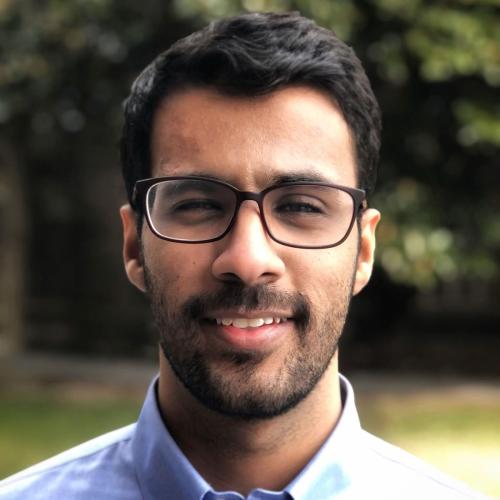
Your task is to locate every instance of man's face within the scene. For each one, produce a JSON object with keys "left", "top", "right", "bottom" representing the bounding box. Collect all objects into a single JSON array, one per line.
[{"left": 122, "top": 86, "right": 379, "bottom": 419}]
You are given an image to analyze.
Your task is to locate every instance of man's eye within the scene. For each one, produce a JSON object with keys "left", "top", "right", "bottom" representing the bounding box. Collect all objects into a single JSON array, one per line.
[
  {"left": 276, "top": 202, "right": 322, "bottom": 213},
  {"left": 171, "top": 199, "right": 222, "bottom": 212},
  {"left": 274, "top": 196, "right": 326, "bottom": 215}
]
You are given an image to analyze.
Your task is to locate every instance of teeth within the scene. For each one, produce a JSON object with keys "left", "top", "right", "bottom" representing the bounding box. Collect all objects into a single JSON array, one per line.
[
  {"left": 214, "top": 317, "right": 287, "bottom": 328},
  {"left": 232, "top": 318, "right": 251, "bottom": 328},
  {"left": 248, "top": 318, "right": 265, "bottom": 327}
]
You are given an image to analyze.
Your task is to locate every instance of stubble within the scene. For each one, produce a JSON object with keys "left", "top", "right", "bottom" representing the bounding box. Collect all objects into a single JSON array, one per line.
[{"left": 144, "top": 265, "right": 355, "bottom": 420}]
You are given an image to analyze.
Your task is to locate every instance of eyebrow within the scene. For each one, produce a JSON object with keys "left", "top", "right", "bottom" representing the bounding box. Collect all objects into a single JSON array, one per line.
[
  {"left": 159, "top": 178, "right": 222, "bottom": 196},
  {"left": 159, "top": 168, "right": 337, "bottom": 187},
  {"left": 267, "top": 172, "right": 334, "bottom": 186},
  {"left": 166, "top": 170, "right": 223, "bottom": 182}
]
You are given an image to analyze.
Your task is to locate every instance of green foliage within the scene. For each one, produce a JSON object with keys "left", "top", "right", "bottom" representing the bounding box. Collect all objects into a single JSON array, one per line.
[
  {"left": 357, "top": 0, "right": 500, "bottom": 286},
  {"left": 455, "top": 100, "right": 500, "bottom": 146},
  {"left": 406, "top": 5, "right": 500, "bottom": 84}
]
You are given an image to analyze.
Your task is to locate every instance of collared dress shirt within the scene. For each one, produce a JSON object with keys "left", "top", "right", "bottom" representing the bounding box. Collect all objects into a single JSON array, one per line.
[{"left": 0, "top": 375, "right": 485, "bottom": 499}]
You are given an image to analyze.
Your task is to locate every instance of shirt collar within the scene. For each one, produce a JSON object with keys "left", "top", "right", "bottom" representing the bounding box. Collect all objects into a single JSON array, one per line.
[
  {"left": 285, "top": 374, "right": 361, "bottom": 499},
  {"left": 132, "top": 378, "right": 211, "bottom": 500},
  {"left": 132, "top": 374, "right": 361, "bottom": 500}
]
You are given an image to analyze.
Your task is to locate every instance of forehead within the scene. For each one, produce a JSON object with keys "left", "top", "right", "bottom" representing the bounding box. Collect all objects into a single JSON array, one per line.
[{"left": 150, "top": 86, "right": 357, "bottom": 188}]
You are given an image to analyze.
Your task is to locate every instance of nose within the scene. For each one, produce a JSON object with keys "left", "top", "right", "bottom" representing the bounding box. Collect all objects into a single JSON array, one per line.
[{"left": 211, "top": 201, "right": 286, "bottom": 286}]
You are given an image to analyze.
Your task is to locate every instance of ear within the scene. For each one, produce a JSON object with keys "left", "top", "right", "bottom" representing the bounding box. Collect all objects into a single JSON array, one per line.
[
  {"left": 120, "top": 204, "right": 146, "bottom": 292},
  {"left": 353, "top": 208, "right": 380, "bottom": 295}
]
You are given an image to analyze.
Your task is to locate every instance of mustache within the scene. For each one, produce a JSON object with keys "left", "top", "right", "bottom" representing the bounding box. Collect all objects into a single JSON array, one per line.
[{"left": 182, "top": 283, "right": 311, "bottom": 332}]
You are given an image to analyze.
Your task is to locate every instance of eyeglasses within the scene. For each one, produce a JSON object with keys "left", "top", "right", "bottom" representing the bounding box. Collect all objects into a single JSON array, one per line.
[{"left": 132, "top": 176, "right": 366, "bottom": 249}]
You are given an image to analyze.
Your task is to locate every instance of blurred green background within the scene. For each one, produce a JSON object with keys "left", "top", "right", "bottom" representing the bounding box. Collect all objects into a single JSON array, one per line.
[{"left": 0, "top": 0, "right": 499, "bottom": 496}]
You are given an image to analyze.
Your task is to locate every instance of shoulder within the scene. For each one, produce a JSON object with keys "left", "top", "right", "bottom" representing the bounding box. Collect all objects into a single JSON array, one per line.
[
  {"left": 0, "top": 424, "right": 140, "bottom": 500},
  {"left": 357, "top": 430, "right": 488, "bottom": 499}
]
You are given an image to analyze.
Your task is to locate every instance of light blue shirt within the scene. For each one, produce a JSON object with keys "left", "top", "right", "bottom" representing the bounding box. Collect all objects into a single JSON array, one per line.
[{"left": 0, "top": 375, "right": 485, "bottom": 499}]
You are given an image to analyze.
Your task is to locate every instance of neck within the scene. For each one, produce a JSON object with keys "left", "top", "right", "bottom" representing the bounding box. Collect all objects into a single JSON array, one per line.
[{"left": 157, "top": 353, "right": 342, "bottom": 495}]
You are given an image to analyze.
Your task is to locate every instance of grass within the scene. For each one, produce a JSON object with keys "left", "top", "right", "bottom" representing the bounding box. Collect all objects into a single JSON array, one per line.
[
  {"left": 0, "top": 392, "right": 141, "bottom": 477},
  {"left": 358, "top": 393, "right": 500, "bottom": 497},
  {"left": 1, "top": 385, "right": 499, "bottom": 497}
]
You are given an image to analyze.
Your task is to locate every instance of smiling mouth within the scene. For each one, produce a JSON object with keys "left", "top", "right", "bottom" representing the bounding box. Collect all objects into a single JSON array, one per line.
[{"left": 207, "top": 317, "right": 289, "bottom": 328}]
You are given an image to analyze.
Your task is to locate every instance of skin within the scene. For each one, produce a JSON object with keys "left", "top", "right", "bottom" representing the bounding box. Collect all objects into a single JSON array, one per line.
[{"left": 120, "top": 86, "right": 380, "bottom": 494}]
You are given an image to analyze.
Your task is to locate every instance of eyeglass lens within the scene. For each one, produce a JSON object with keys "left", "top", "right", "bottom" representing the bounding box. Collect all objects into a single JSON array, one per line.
[{"left": 145, "top": 179, "right": 356, "bottom": 247}]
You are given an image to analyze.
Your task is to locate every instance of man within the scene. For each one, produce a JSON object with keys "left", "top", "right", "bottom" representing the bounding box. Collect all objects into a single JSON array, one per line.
[{"left": 0, "top": 11, "right": 483, "bottom": 500}]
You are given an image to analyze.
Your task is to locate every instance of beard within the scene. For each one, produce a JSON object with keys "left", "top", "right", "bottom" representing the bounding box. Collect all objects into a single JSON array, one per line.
[{"left": 145, "top": 267, "right": 354, "bottom": 421}]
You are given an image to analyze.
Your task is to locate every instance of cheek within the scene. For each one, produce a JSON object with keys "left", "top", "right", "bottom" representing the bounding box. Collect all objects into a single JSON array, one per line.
[
  {"left": 144, "top": 239, "right": 214, "bottom": 296},
  {"left": 292, "top": 245, "right": 356, "bottom": 283},
  {"left": 288, "top": 245, "right": 358, "bottom": 303}
]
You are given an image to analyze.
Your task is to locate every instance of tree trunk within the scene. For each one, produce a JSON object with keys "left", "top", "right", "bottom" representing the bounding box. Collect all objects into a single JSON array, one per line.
[{"left": 0, "top": 141, "right": 27, "bottom": 356}]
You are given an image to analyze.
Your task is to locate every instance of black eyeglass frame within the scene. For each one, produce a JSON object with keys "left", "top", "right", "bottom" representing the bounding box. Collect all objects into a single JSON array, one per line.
[{"left": 132, "top": 175, "right": 367, "bottom": 249}]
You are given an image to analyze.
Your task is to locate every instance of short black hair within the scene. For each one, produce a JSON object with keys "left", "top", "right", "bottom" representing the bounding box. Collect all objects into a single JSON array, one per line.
[{"left": 121, "top": 11, "right": 381, "bottom": 211}]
